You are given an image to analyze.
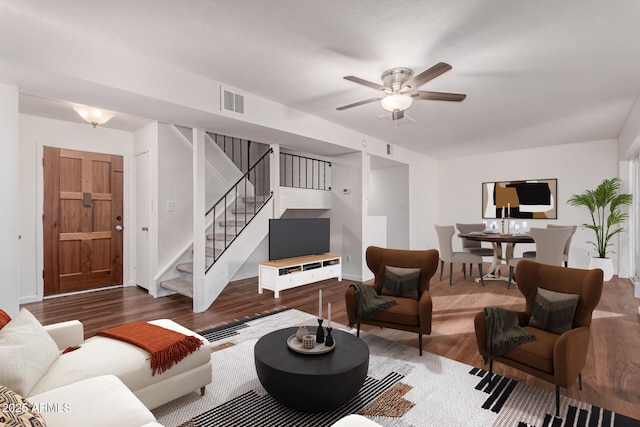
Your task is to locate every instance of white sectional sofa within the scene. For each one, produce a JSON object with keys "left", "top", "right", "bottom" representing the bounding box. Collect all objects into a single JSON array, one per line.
[
  {"left": 34, "top": 318, "right": 212, "bottom": 410},
  {"left": 0, "top": 308, "right": 212, "bottom": 427}
]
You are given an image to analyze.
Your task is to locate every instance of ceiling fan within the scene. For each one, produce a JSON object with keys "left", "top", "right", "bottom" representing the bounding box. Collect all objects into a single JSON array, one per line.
[{"left": 336, "top": 62, "right": 466, "bottom": 121}]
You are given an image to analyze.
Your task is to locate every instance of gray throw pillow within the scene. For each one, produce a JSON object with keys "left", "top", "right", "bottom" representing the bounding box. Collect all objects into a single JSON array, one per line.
[
  {"left": 381, "top": 266, "right": 421, "bottom": 300},
  {"left": 528, "top": 287, "right": 580, "bottom": 334}
]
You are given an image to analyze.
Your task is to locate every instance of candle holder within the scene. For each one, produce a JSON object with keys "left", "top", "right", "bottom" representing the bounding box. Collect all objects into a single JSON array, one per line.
[
  {"left": 316, "top": 319, "right": 325, "bottom": 343},
  {"left": 324, "top": 327, "right": 334, "bottom": 347}
]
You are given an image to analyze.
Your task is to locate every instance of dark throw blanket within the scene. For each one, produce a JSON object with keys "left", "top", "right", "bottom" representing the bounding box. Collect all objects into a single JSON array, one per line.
[
  {"left": 349, "top": 283, "right": 397, "bottom": 327},
  {"left": 484, "top": 307, "right": 536, "bottom": 357}
]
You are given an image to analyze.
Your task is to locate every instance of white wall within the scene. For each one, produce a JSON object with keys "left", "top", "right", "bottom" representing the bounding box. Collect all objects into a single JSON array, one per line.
[
  {"left": 157, "top": 124, "right": 194, "bottom": 272},
  {"left": 619, "top": 96, "right": 640, "bottom": 159},
  {"left": 19, "top": 114, "right": 135, "bottom": 303},
  {"left": 410, "top": 155, "right": 440, "bottom": 251},
  {"left": 438, "top": 139, "right": 619, "bottom": 270},
  {"left": 618, "top": 100, "right": 640, "bottom": 280},
  {"left": 204, "top": 132, "right": 243, "bottom": 207},
  {"left": 329, "top": 152, "right": 364, "bottom": 281},
  {"left": 0, "top": 85, "right": 19, "bottom": 316}
]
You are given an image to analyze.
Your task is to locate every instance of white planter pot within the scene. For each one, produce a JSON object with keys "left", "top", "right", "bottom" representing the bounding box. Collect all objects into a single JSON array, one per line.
[{"left": 589, "top": 257, "right": 614, "bottom": 281}]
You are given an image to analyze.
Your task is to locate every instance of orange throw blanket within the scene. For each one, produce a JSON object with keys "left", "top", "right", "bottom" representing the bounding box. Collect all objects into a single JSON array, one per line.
[{"left": 96, "top": 322, "right": 203, "bottom": 375}]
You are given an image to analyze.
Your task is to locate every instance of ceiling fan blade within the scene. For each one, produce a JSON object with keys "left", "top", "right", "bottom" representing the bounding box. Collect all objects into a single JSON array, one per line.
[
  {"left": 413, "top": 91, "right": 466, "bottom": 102},
  {"left": 336, "top": 97, "right": 383, "bottom": 110},
  {"left": 392, "top": 110, "right": 404, "bottom": 121},
  {"left": 343, "top": 76, "right": 388, "bottom": 92},
  {"left": 401, "top": 62, "right": 452, "bottom": 92}
]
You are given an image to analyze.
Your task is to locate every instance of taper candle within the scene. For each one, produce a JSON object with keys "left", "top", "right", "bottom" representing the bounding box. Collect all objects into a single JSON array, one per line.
[
  {"left": 328, "top": 302, "right": 331, "bottom": 328},
  {"left": 318, "top": 289, "right": 322, "bottom": 319}
]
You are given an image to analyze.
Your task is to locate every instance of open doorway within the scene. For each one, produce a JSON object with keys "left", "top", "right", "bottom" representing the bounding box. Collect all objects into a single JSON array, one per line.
[{"left": 368, "top": 155, "right": 410, "bottom": 250}]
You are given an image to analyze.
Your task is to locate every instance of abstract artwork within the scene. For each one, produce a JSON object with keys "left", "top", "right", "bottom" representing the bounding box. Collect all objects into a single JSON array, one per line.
[{"left": 482, "top": 179, "right": 557, "bottom": 219}]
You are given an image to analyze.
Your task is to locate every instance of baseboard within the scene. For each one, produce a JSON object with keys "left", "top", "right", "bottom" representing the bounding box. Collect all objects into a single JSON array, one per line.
[
  {"left": 341, "top": 273, "right": 364, "bottom": 282},
  {"left": 19, "top": 294, "right": 39, "bottom": 305}
]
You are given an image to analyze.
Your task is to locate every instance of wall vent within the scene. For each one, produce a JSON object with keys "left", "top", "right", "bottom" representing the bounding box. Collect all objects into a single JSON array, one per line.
[{"left": 221, "top": 87, "right": 244, "bottom": 114}]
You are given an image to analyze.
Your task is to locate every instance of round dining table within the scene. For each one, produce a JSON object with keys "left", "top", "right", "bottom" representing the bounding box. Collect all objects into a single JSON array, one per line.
[{"left": 458, "top": 232, "right": 534, "bottom": 282}]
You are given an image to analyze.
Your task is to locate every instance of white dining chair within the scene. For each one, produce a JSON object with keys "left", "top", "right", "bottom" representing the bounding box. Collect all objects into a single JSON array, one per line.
[
  {"left": 435, "top": 225, "right": 485, "bottom": 286},
  {"left": 508, "top": 227, "right": 572, "bottom": 288},
  {"left": 522, "top": 224, "right": 577, "bottom": 267}
]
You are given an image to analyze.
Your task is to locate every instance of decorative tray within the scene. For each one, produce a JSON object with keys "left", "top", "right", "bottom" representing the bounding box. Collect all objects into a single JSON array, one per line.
[{"left": 287, "top": 335, "right": 335, "bottom": 355}]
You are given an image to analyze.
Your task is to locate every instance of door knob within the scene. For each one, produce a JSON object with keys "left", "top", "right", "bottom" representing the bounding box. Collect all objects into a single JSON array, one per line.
[
  {"left": 115, "top": 225, "right": 123, "bottom": 231},
  {"left": 141, "top": 226, "right": 149, "bottom": 231}
]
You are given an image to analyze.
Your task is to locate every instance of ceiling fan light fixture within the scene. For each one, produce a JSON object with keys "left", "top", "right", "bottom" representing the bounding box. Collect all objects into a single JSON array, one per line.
[
  {"left": 380, "top": 94, "right": 413, "bottom": 112},
  {"left": 73, "top": 105, "right": 116, "bottom": 127}
]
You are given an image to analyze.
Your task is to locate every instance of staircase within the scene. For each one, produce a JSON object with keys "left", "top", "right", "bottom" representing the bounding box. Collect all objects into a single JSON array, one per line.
[
  {"left": 158, "top": 136, "right": 272, "bottom": 310},
  {"left": 154, "top": 132, "right": 332, "bottom": 313},
  {"left": 158, "top": 194, "right": 268, "bottom": 299}
]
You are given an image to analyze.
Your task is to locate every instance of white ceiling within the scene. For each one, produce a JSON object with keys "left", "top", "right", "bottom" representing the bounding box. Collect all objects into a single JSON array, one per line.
[{"left": 4, "top": 0, "right": 640, "bottom": 159}]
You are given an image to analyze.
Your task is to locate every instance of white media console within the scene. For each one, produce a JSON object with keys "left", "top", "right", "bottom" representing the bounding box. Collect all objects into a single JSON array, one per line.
[{"left": 258, "top": 253, "right": 342, "bottom": 298}]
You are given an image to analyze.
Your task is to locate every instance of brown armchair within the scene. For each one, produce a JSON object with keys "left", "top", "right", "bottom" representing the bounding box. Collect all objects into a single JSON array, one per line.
[
  {"left": 345, "top": 246, "right": 439, "bottom": 355},
  {"left": 474, "top": 260, "right": 603, "bottom": 416}
]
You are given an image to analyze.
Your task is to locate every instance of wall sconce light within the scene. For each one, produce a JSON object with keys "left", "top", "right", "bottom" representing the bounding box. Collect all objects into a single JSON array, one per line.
[{"left": 73, "top": 105, "right": 116, "bottom": 127}]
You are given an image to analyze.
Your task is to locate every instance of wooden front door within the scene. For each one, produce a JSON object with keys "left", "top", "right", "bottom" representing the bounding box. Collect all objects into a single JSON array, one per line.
[{"left": 43, "top": 147, "right": 124, "bottom": 296}]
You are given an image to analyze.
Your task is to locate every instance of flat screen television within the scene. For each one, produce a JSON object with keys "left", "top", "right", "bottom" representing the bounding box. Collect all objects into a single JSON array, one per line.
[{"left": 269, "top": 218, "right": 330, "bottom": 261}]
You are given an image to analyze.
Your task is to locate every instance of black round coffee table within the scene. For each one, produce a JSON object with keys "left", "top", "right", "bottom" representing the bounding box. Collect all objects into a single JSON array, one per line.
[{"left": 254, "top": 326, "right": 369, "bottom": 412}]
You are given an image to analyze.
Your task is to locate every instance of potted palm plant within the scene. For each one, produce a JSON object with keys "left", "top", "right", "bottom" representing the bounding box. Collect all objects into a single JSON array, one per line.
[{"left": 567, "top": 177, "right": 632, "bottom": 280}]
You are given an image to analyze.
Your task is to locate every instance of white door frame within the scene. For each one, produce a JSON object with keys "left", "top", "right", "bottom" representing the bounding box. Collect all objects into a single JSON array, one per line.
[{"left": 135, "top": 150, "right": 151, "bottom": 290}]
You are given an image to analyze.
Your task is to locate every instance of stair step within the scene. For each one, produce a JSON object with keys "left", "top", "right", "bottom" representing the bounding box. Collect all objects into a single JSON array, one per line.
[
  {"left": 231, "top": 208, "right": 257, "bottom": 215},
  {"left": 176, "top": 259, "right": 214, "bottom": 274},
  {"left": 159, "top": 278, "right": 193, "bottom": 298},
  {"left": 207, "top": 233, "right": 236, "bottom": 242},
  {"left": 243, "top": 195, "right": 269, "bottom": 204},
  {"left": 176, "top": 263, "right": 194, "bottom": 274},
  {"left": 219, "top": 220, "right": 247, "bottom": 228},
  {"left": 190, "top": 247, "right": 221, "bottom": 258},
  {"left": 204, "top": 246, "right": 223, "bottom": 258}
]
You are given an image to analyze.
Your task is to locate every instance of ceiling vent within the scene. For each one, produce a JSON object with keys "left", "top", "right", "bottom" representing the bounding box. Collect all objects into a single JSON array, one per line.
[{"left": 221, "top": 86, "right": 244, "bottom": 114}]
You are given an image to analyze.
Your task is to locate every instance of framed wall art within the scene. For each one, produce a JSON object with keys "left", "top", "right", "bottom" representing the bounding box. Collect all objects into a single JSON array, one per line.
[{"left": 482, "top": 179, "right": 557, "bottom": 219}]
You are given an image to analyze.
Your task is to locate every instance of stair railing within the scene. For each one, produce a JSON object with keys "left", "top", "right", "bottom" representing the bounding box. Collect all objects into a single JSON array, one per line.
[
  {"left": 205, "top": 148, "right": 273, "bottom": 270},
  {"left": 280, "top": 152, "right": 332, "bottom": 191}
]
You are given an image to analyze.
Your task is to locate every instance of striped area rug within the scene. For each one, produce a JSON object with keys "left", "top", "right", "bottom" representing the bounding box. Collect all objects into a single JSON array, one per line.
[{"left": 152, "top": 308, "right": 640, "bottom": 427}]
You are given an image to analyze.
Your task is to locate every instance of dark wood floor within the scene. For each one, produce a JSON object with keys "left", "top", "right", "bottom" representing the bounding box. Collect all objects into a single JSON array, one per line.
[{"left": 23, "top": 266, "right": 640, "bottom": 419}]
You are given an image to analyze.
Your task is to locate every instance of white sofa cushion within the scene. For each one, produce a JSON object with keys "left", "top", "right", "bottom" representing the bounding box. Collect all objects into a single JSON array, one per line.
[
  {"left": 43, "top": 320, "right": 84, "bottom": 350},
  {"left": 28, "top": 375, "right": 159, "bottom": 427},
  {"left": 0, "top": 308, "right": 60, "bottom": 395},
  {"left": 28, "top": 319, "right": 210, "bottom": 397}
]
